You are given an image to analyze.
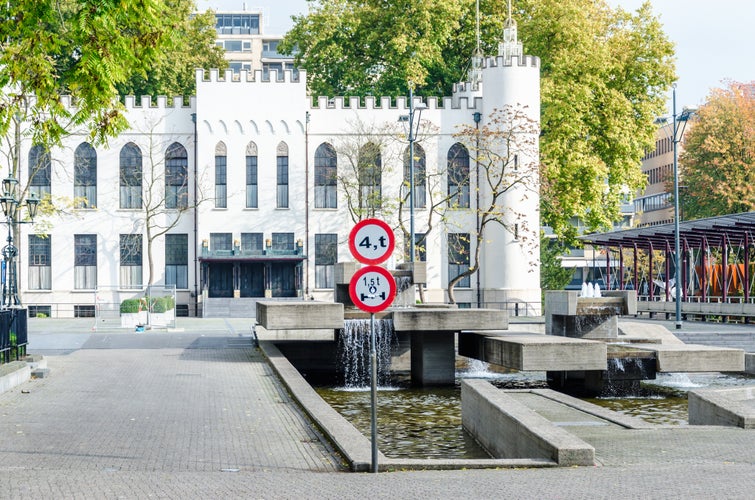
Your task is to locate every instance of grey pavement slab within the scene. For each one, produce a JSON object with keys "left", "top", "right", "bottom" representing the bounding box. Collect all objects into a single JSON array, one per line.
[{"left": 0, "top": 317, "right": 750, "bottom": 498}]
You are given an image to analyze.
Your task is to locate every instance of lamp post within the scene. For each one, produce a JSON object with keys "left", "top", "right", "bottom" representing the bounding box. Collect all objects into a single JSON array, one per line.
[
  {"left": 0, "top": 175, "right": 39, "bottom": 308},
  {"left": 671, "top": 85, "right": 694, "bottom": 329},
  {"left": 399, "top": 86, "right": 426, "bottom": 263}
]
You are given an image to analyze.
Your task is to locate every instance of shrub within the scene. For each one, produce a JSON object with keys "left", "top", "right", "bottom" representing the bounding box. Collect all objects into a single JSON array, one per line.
[
  {"left": 120, "top": 298, "right": 142, "bottom": 314},
  {"left": 151, "top": 296, "right": 175, "bottom": 313}
]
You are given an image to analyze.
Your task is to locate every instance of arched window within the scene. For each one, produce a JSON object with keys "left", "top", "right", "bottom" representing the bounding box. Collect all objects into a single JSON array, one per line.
[
  {"left": 314, "top": 143, "right": 337, "bottom": 209},
  {"left": 447, "top": 143, "right": 470, "bottom": 208},
  {"left": 165, "top": 143, "right": 188, "bottom": 209},
  {"left": 246, "top": 142, "right": 258, "bottom": 208},
  {"left": 74, "top": 142, "right": 97, "bottom": 208},
  {"left": 215, "top": 142, "right": 227, "bottom": 208},
  {"left": 358, "top": 143, "right": 381, "bottom": 211},
  {"left": 28, "top": 145, "right": 51, "bottom": 199},
  {"left": 403, "top": 143, "right": 426, "bottom": 209},
  {"left": 120, "top": 142, "right": 142, "bottom": 209},
  {"left": 276, "top": 142, "right": 289, "bottom": 208}
]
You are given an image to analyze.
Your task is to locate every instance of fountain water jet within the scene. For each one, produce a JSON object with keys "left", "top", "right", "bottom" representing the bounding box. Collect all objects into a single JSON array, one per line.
[{"left": 338, "top": 318, "right": 396, "bottom": 388}]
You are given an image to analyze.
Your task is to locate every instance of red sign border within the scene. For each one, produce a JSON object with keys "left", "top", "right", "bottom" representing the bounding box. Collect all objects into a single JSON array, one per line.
[
  {"left": 349, "top": 265, "right": 396, "bottom": 313},
  {"left": 348, "top": 218, "right": 395, "bottom": 265}
]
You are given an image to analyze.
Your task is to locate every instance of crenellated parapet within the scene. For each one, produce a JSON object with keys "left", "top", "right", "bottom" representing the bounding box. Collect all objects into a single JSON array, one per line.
[
  {"left": 485, "top": 54, "right": 540, "bottom": 69},
  {"left": 310, "top": 93, "right": 479, "bottom": 111},
  {"left": 195, "top": 68, "right": 305, "bottom": 85},
  {"left": 122, "top": 95, "right": 196, "bottom": 109}
]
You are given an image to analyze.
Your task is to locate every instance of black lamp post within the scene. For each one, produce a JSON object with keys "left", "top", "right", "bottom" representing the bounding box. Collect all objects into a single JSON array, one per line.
[
  {"left": 671, "top": 85, "right": 694, "bottom": 329},
  {"left": 1, "top": 174, "right": 39, "bottom": 308}
]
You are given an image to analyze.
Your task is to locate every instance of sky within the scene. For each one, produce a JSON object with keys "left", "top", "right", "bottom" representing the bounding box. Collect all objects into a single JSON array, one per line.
[{"left": 197, "top": 0, "right": 755, "bottom": 114}]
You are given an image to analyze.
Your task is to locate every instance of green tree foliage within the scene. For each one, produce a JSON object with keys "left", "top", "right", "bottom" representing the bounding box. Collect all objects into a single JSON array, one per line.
[
  {"left": 0, "top": 0, "right": 224, "bottom": 147},
  {"left": 680, "top": 81, "right": 755, "bottom": 219},
  {"left": 116, "top": 7, "right": 227, "bottom": 102},
  {"left": 540, "top": 233, "right": 574, "bottom": 294},
  {"left": 282, "top": 0, "right": 675, "bottom": 239}
]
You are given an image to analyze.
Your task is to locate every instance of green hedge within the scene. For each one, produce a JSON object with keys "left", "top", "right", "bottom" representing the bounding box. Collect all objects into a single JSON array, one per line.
[
  {"left": 120, "top": 298, "right": 142, "bottom": 314},
  {"left": 150, "top": 296, "right": 175, "bottom": 313}
]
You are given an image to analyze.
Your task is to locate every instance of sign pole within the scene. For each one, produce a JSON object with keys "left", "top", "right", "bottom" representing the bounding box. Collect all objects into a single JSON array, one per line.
[
  {"left": 370, "top": 312, "right": 378, "bottom": 473},
  {"left": 347, "top": 218, "right": 396, "bottom": 474}
]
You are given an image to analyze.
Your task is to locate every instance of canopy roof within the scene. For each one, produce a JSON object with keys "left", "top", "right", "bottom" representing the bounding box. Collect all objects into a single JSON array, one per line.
[{"left": 580, "top": 212, "right": 755, "bottom": 250}]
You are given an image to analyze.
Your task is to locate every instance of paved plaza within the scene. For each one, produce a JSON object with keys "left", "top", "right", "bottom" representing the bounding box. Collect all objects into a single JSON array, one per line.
[{"left": 0, "top": 317, "right": 751, "bottom": 498}]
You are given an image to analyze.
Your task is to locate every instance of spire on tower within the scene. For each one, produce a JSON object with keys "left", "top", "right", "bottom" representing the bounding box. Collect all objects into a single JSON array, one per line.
[
  {"left": 498, "top": 0, "right": 523, "bottom": 61},
  {"left": 467, "top": 0, "right": 483, "bottom": 86}
]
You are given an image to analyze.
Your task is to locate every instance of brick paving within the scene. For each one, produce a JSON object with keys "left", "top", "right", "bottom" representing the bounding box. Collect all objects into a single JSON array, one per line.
[{"left": 0, "top": 318, "right": 750, "bottom": 498}]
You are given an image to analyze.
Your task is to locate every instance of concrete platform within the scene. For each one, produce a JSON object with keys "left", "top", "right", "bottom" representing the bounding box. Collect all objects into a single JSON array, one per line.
[
  {"left": 459, "top": 332, "right": 607, "bottom": 371},
  {"left": 392, "top": 308, "right": 508, "bottom": 332},
  {"left": 631, "top": 343, "right": 745, "bottom": 372},
  {"left": 688, "top": 386, "right": 755, "bottom": 428},
  {"left": 256, "top": 301, "right": 344, "bottom": 330}
]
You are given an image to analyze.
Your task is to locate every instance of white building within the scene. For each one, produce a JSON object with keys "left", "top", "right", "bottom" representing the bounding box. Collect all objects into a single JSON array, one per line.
[{"left": 10, "top": 28, "right": 541, "bottom": 319}]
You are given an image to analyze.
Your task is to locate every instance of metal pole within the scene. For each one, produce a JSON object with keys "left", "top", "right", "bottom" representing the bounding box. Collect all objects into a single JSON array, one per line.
[
  {"left": 408, "top": 87, "right": 415, "bottom": 264},
  {"left": 672, "top": 85, "right": 682, "bottom": 329},
  {"left": 369, "top": 312, "right": 378, "bottom": 473}
]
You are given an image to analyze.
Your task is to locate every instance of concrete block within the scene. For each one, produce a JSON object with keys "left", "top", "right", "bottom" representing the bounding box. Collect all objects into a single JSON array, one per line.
[
  {"left": 544, "top": 291, "right": 579, "bottom": 316},
  {"left": 688, "top": 386, "right": 755, "bottom": 428},
  {"left": 335, "top": 262, "right": 359, "bottom": 285},
  {"left": 0, "top": 361, "right": 30, "bottom": 394},
  {"left": 256, "top": 301, "right": 344, "bottom": 330},
  {"left": 461, "top": 380, "right": 594, "bottom": 466},
  {"left": 393, "top": 308, "right": 508, "bottom": 332},
  {"left": 632, "top": 344, "right": 745, "bottom": 373},
  {"left": 396, "top": 262, "right": 427, "bottom": 284},
  {"left": 460, "top": 332, "right": 607, "bottom": 371},
  {"left": 31, "top": 368, "right": 50, "bottom": 379},
  {"left": 746, "top": 353, "right": 755, "bottom": 375},
  {"left": 475, "top": 334, "right": 607, "bottom": 371}
]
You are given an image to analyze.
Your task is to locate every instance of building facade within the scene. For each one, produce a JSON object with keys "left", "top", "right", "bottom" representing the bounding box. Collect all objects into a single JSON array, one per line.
[
  {"left": 10, "top": 45, "right": 541, "bottom": 318},
  {"left": 213, "top": 10, "right": 296, "bottom": 79}
]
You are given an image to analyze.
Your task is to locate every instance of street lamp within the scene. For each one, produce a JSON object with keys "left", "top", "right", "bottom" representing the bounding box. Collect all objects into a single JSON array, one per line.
[
  {"left": 671, "top": 84, "right": 694, "bottom": 329},
  {"left": 398, "top": 86, "right": 426, "bottom": 263},
  {"left": 1, "top": 174, "right": 39, "bottom": 308}
]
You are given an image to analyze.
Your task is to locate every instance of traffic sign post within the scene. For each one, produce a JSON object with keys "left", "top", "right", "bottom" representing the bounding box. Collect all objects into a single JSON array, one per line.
[{"left": 347, "top": 219, "right": 396, "bottom": 473}]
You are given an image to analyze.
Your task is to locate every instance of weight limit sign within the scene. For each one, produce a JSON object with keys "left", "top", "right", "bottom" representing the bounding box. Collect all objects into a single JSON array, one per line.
[
  {"left": 348, "top": 265, "right": 396, "bottom": 313},
  {"left": 348, "top": 218, "right": 395, "bottom": 265}
]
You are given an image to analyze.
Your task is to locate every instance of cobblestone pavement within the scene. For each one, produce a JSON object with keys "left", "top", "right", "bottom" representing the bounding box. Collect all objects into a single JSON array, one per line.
[{"left": 0, "top": 318, "right": 751, "bottom": 498}]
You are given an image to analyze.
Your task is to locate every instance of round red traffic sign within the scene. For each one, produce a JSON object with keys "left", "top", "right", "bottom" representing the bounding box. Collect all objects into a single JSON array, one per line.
[
  {"left": 348, "top": 218, "right": 395, "bottom": 265},
  {"left": 349, "top": 265, "right": 396, "bottom": 313}
]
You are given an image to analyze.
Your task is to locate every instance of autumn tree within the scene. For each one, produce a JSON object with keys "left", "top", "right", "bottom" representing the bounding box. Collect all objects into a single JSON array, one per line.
[
  {"left": 679, "top": 81, "right": 755, "bottom": 219},
  {"left": 282, "top": 0, "right": 675, "bottom": 240},
  {"left": 446, "top": 106, "right": 540, "bottom": 303}
]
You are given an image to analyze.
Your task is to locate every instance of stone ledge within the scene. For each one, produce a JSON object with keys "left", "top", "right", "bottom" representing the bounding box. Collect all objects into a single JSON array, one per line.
[
  {"left": 461, "top": 379, "right": 595, "bottom": 466},
  {"left": 688, "top": 386, "right": 755, "bottom": 428},
  {"left": 0, "top": 361, "right": 31, "bottom": 393}
]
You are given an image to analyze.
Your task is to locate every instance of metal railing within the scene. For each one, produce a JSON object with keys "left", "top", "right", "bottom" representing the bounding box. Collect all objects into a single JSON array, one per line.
[{"left": 0, "top": 309, "right": 27, "bottom": 363}]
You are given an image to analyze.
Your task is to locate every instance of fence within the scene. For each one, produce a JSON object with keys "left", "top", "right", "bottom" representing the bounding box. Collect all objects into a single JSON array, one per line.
[
  {"left": 94, "top": 285, "right": 177, "bottom": 331},
  {"left": 0, "top": 309, "right": 27, "bottom": 363}
]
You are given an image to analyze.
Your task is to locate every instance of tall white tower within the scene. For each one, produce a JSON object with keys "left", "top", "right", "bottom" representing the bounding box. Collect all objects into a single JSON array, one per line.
[{"left": 478, "top": 1, "right": 541, "bottom": 314}]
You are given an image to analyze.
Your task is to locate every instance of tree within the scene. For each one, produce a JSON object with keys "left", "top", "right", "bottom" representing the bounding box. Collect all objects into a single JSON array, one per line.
[
  {"left": 116, "top": 6, "right": 227, "bottom": 101},
  {"left": 133, "top": 125, "right": 209, "bottom": 286},
  {"left": 540, "top": 233, "right": 574, "bottom": 295},
  {"left": 282, "top": 0, "right": 675, "bottom": 240},
  {"left": 0, "top": 0, "right": 223, "bottom": 147},
  {"left": 331, "top": 118, "right": 399, "bottom": 223},
  {"left": 679, "top": 81, "right": 755, "bottom": 219},
  {"left": 446, "top": 106, "right": 540, "bottom": 303}
]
